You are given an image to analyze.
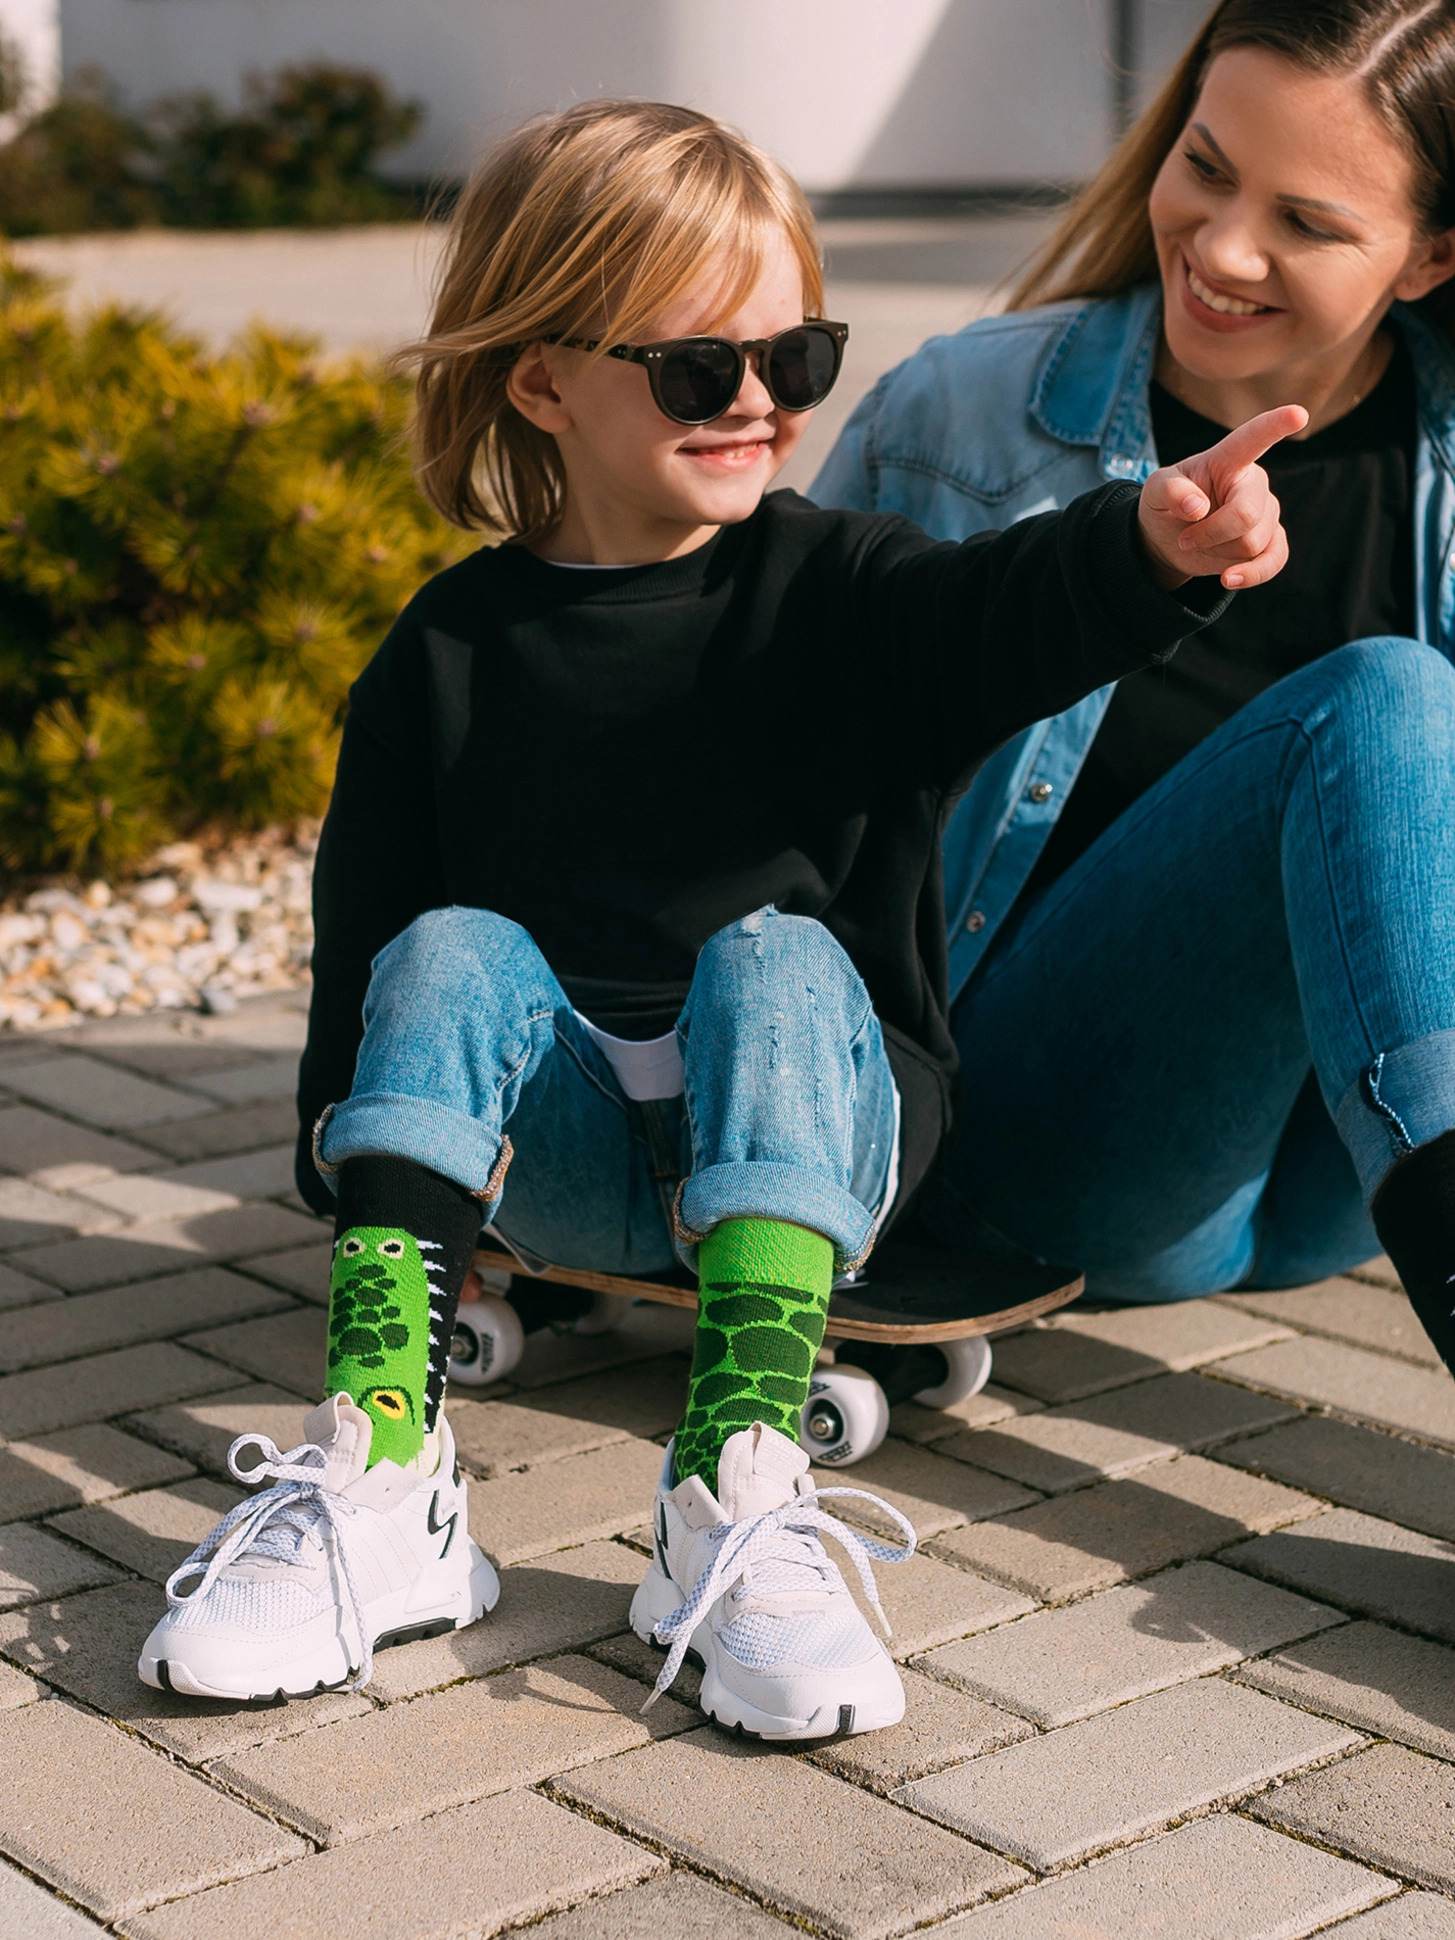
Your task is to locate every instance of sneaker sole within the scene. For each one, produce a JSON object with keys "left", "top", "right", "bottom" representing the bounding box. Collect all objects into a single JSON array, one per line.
[{"left": 140, "top": 1548, "right": 500, "bottom": 1701}]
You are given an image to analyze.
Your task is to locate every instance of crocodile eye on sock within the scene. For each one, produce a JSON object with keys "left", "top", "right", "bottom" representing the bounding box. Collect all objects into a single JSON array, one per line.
[
  {"left": 673, "top": 1217, "right": 834, "bottom": 1490},
  {"left": 326, "top": 1156, "right": 482, "bottom": 1469},
  {"left": 1371, "top": 1127, "right": 1455, "bottom": 1374}
]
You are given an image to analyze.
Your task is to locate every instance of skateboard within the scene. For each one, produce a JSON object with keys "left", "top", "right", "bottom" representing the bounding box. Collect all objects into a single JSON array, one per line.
[{"left": 449, "top": 1235, "right": 1084, "bottom": 1467}]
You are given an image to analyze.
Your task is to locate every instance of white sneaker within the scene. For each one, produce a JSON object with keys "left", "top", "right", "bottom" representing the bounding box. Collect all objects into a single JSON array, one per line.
[
  {"left": 138, "top": 1396, "right": 499, "bottom": 1700},
  {"left": 628, "top": 1422, "right": 913, "bottom": 1741}
]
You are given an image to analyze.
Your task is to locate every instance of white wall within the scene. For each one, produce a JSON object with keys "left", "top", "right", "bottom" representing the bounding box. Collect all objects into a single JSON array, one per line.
[
  {"left": 0, "top": 0, "right": 60, "bottom": 134},
  {"left": 57, "top": 0, "right": 1213, "bottom": 191}
]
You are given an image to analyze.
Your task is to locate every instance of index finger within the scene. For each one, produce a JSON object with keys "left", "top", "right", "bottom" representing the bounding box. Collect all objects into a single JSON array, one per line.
[{"left": 1210, "top": 404, "right": 1309, "bottom": 474}]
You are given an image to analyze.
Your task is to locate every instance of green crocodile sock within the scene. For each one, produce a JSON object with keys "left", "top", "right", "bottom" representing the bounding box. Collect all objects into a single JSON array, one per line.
[
  {"left": 673, "top": 1217, "right": 834, "bottom": 1490},
  {"left": 325, "top": 1157, "right": 481, "bottom": 1469}
]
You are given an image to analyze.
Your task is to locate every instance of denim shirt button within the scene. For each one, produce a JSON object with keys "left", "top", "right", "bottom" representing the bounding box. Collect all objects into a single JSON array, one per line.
[
  {"left": 965, "top": 910, "right": 986, "bottom": 933},
  {"left": 1028, "top": 781, "right": 1053, "bottom": 803}
]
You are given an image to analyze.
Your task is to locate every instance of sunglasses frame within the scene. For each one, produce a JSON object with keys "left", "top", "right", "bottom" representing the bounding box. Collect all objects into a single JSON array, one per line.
[{"left": 545, "top": 320, "right": 850, "bottom": 425}]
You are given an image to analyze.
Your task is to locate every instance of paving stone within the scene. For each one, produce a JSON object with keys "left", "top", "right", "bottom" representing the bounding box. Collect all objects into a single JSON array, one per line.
[
  {"left": 931, "top": 1814, "right": 1395, "bottom": 1938},
  {"left": 989, "top": 1301, "right": 1291, "bottom": 1403},
  {"left": 0, "top": 1105, "right": 155, "bottom": 1184},
  {"left": 915, "top": 1559, "right": 1342, "bottom": 1727},
  {"left": 810, "top": 1667, "right": 1033, "bottom": 1794},
  {"left": 0, "top": 1582, "right": 372, "bottom": 1762},
  {"left": 0, "top": 1055, "right": 214, "bottom": 1129},
  {"left": 1217, "top": 1337, "right": 1455, "bottom": 1446},
  {"left": 555, "top": 1726, "right": 1027, "bottom": 1939},
  {"left": 0, "top": 1521, "right": 124, "bottom": 1606},
  {"left": 897, "top": 1676, "right": 1360, "bottom": 1869},
  {"left": 0, "top": 1259, "right": 61, "bottom": 1310},
  {"left": 1349, "top": 1254, "right": 1403, "bottom": 1290},
  {"left": 934, "top": 1453, "right": 1320, "bottom": 1601},
  {"left": 1238, "top": 1622, "right": 1455, "bottom": 1763},
  {"left": 0, "top": 1662, "right": 41, "bottom": 1707},
  {"left": 131, "top": 1098, "right": 299, "bottom": 1164},
  {"left": 215, "top": 1654, "right": 696, "bottom": 1845},
  {"left": 526, "top": 1871, "right": 798, "bottom": 1939},
  {"left": 1222, "top": 1278, "right": 1444, "bottom": 1369},
  {"left": 588, "top": 1626, "right": 703, "bottom": 1705},
  {"left": 1219, "top": 1414, "right": 1455, "bottom": 1543},
  {"left": 889, "top": 1384, "right": 1045, "bottom": 1446},
  {"left": 235, "top": 1239, "right": 331, "bottom": 1303},
  {"left": 69, "top": 1175, "right": 238, "bottom": 1223},
  {"left": 508, "top": 1301, "right": 698, "bottom": 1389},
  {"left": 192, "top": 1005, "right": 308, "bottom": 1053},
  {"left": 465, "top": 1438, "right": 667, "bottom": 1564},
  {"left": 181, "top": 1304, "right": 326, "bottom": 1397},
  {"left": 0, "top": 1424, "right": 192, "bottom": 1519},
  {"left": 941, "top": 1371, "right": 1299, "bottom": 1494},
  {"left": 17, "top": 1202, "right": 322, "bottom": 1291},
  {"left": 1331, "top": 1895, "right": 1455, "bottom": 1937},
  {"left": 447, "top": 1359, "right": 690, "bottom": 1477},
  {"left": 1250, "top": 1743, "right": 1455, "bottom": 1890},
  {"left": 72, "top": 1031, "right": 253, "bottom": 1081},
  {"left": 809, "top": 1440, "right": 1039, "bottom": 1540},
  {"left": 0, "top": 1343, "right": 236, "bottom": 1438},
  {"left": 0, "top": 1855, "right": 105, "bottom": 1935},
  {"left": 117, "top": 1788, "right": 661, "bottom": 1940},
  {"left": 1226, "top": 1507, "right": 1455, "bottom": 1644},
  {"left": 0, "top": 1179, "right": 121, "bottom": 1249},
  {"left": 156, "top": 1146, "right": 297, "bottom": 1203},
  {"left": 47, "top": 1478, "right": 241, "bottom": 1583},
  {"left": 0, "top": 1268, "right": 293, "bottom": 1373},
  {"left": 124, "top": 1383, "right": 310, "bottom": 1478},
  {"left": 0, "top": 1697, "right": 306, "bottom": 1920},
  {"left": 365, "top": 1539, "right": 644, "bottom": 1701},
  {"left": 180, "top": 1056, "right": 299, "bottom": 1105},
  {"left": 860, "top": 1551, "right": 1035, "bottom": 1656}
]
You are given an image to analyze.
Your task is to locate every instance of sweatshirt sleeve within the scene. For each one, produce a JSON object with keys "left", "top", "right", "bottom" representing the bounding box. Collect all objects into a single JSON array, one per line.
[
  {"left": 847, "top": 480, "right": 1230, "bottom": 789},
  {"left": 293, "top": 631, "right": 446, "bottom": 1212}
]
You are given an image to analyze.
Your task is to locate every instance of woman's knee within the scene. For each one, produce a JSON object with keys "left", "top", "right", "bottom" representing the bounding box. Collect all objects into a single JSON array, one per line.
[
  {"left": 370, "top": 906, "right": 544, "bottom": 1000},
  {"left": 1305, "top": 637, "right": 1455, "bottom": 749}
]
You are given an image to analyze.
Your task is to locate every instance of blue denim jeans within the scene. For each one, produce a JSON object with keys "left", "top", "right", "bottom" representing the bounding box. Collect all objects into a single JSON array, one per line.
[
  {"left": 315, "top": 905, "right": 898, "bottom": 1275},
  {"left": 924, "top": 637, "right": 1455, "bottom": 1300}
]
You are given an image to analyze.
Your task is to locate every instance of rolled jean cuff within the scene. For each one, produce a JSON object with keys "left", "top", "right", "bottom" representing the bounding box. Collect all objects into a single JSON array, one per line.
[
  {"left": 1335, "top": 1026, "right": 1455, "bottom": 1202},
  {"left": 314, "top": 1092, "right": 509, "bottom": 1205},
  {"left": 673, "top": 1161, "right": 877, "bottom": 1274}
]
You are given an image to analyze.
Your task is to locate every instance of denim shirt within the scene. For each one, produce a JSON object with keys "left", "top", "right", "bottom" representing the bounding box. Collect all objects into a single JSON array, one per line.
[{"left": 811, "top": 284, "right": 1455, "bottom": 1005}]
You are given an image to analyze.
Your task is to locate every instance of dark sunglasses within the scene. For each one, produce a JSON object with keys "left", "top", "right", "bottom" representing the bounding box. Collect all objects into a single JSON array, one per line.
[{"left": 545, "top": 320, "right": 849, "bottom": 425}]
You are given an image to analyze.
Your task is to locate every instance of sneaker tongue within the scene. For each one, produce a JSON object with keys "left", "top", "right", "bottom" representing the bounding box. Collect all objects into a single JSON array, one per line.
[
  {"left": 716, "top": 1423, "right": 810, "bottom": 1521},
  {"left": 301, "top": 1394, "right": 372, "bottom": 1492}
]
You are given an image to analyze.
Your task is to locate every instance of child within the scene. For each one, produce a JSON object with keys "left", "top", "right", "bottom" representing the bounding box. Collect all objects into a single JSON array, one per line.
[{"left": 138, "top": 100, "right": 1301, "bottom": 1739}]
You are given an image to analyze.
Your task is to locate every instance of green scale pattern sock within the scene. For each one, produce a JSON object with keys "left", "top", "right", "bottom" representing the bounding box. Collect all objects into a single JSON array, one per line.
[
  {"left": 673, "top": 1217, "right": 834, "bottom": 1491},
  {"left": 325, "top": 1227, "right": 451, "bottom": 1469}
]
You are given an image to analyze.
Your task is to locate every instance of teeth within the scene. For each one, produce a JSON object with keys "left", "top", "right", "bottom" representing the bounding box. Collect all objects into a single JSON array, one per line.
[{"left": 1188, "top": 267, "right": 1267, "bottom": 316}]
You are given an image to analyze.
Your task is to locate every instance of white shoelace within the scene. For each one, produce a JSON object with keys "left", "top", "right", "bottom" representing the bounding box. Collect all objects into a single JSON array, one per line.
[
  {"left": 164, "top": 1433, "right": 374, "bottom": 1692},
  {"left": 646, "top": 1486, "right": 916, "bottom": 1707}
]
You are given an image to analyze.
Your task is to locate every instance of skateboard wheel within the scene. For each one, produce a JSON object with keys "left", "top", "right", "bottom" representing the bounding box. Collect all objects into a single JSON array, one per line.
[
  {"left": 570, "top": 1292, "right": 635, "bottom": 1336},
  {"left": 799, "top": 1364, "right": 889, "bottom": 1467},
  {"left": 913, "top": 1334, "right": 993, "bottom": 1409},
  {"left": 449, "top": 1295, "right": 524, "bottom": 1386}
]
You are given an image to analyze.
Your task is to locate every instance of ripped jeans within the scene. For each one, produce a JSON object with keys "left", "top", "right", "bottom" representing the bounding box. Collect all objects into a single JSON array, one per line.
[
  {"left": 923, "top": 638, "right": 1455, "bottom": 1301},
  {"left": 314, "top": 906, "right": 899, "bottom": 1276}
]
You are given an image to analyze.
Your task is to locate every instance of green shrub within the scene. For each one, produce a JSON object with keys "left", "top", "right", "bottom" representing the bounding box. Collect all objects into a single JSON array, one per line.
[
  {"left": 0, "top": 63, "right": 423, "bottom": 237},
  {"left": 0, "top": 258, "right": 472, "bottom": 876}
]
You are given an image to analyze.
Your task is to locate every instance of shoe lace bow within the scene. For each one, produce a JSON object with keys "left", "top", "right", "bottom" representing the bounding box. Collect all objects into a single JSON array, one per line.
[
  {"left": 163, "top": 1432, "right": 375, "bottom": 1691},
  {"left": 646, "top": 1486, "right": 915, "bottom": 1708}
]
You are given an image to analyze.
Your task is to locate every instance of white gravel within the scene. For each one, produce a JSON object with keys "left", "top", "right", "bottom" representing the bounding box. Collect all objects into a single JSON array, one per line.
[{"left": 0, "top": 824, "right": 317, "bottom": 1029}]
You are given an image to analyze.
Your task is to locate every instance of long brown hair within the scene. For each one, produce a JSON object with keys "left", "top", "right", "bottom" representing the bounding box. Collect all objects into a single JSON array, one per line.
[
  {"left": 1009, "top": 0, "right": 1455, "bottom": 323},
  {"left": 400, "top": 100, "right": 823, "bottom": 543}
]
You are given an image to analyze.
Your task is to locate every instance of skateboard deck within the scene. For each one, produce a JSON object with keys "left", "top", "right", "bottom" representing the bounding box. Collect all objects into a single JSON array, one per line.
[{"left": 472, "top": 1235, "right": 1083, "bottom": 1343}]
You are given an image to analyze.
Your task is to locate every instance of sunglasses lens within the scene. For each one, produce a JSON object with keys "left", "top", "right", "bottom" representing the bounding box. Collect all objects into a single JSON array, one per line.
[
  {"left": 767, "top": 326, "right": 840, "bottom": 410},
  {"left": 657, "top": 340, "right": 741, "bottom": 422}
]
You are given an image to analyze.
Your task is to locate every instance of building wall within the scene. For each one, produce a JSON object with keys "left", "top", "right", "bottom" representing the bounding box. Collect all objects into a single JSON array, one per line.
[{"left": 47, "top": 0, "right": 1211, "bottom": 191}]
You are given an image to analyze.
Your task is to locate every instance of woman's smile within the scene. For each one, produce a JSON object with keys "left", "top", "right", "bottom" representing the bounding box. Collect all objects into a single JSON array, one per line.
[{"left": 1182, "top": 254, "right": 1279, "bottom": 327}]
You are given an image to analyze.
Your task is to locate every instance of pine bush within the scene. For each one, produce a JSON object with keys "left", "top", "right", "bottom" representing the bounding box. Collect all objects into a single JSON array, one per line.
[{"left": 0, "top": 257, "right": 472, "bottom": 876}]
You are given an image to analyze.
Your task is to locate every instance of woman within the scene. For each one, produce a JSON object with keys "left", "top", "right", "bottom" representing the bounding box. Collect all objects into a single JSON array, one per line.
[{"left": 812, "top": 0, "right": 1455, "bottom": 1367}]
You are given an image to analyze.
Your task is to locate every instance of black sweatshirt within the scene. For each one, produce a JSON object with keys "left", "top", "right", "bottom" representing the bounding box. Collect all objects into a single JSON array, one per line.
[{"left": 295, "top": 483, "right": 1225, "bottom": 1220}]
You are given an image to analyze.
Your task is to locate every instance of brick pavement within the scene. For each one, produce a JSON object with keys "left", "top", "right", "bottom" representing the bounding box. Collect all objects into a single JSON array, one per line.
[{"left": 0, "top": 999, "right": 1448, "bottom": 1936}]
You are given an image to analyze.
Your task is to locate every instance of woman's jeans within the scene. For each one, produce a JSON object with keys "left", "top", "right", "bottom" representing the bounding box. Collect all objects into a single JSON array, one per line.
[
  {"left": 924, "top": 637, "right": 1455, "bottom": 1300},
  {"left": 315, "top": 905, "right": 898, "bottom": 1276}
]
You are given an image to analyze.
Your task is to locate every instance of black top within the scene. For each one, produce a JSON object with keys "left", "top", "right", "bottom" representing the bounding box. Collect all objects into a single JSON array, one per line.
[
  {"left": 295, "top": 484, "right": 1224, "bottom": 1217},
  {"left": 1029, "top": 334, "right": 1417, "bottom": 889}
]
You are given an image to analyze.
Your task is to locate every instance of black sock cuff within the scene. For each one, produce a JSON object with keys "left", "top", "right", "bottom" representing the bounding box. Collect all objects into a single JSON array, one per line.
[{"left": 334, "top": 1156, "right": 483, "bottom": 1278}]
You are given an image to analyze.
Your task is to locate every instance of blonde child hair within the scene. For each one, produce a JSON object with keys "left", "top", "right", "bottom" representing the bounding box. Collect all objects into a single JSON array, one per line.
[{"left": 404, "top": 99, "right": 825, "bottom": 544}]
